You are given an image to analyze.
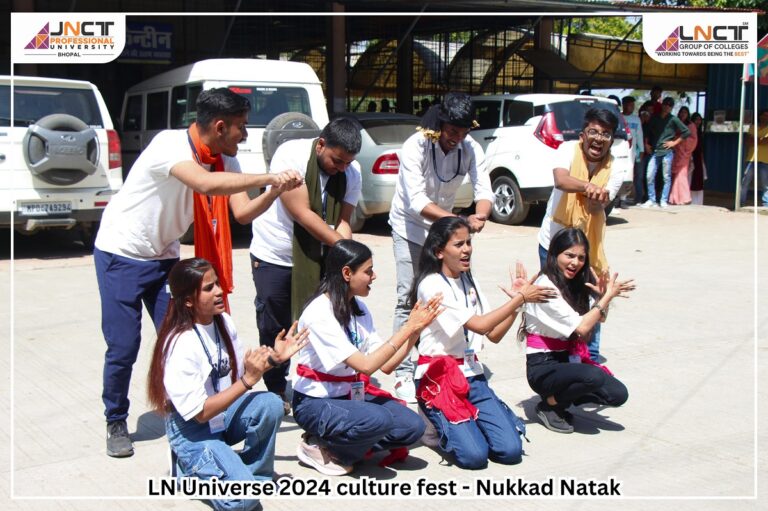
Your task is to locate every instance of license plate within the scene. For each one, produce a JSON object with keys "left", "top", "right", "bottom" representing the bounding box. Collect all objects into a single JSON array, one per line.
[{"left": 18, "top": 202, "right": 73, "bottom": 216}]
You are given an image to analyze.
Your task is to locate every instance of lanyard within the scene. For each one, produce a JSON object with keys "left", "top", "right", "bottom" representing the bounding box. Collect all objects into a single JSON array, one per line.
[
  {"left": 439, "top": 272, "right": 479, "bottom": 346},
  {"left": 193, "top": 324, "right": 223, "bottom": 393},
  {"left": 431, "top": 142, "right": 462, "bottom": 183},
  {"left": 344, "top": 316, "right": 360, "bottom": 349}
]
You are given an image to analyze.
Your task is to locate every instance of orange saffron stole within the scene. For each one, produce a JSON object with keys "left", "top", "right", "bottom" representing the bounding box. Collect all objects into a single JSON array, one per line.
[{"left": 187, "top": 123, "right": 233, "bottom": 312}]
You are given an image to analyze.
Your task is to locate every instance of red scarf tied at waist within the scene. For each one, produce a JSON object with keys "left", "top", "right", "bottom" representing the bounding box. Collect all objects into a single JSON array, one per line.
[
  {"left": 188, "top": 123, "right": 233, "bottom": 312},
  {"left": 526, "top": 333, "right": 613, "bottom": 376},
  {"left": 416, "top": 355, "right": 478, "bottom": 424},
  {"left": 295, "top": 364, "right": 405, "bottom": 405}
]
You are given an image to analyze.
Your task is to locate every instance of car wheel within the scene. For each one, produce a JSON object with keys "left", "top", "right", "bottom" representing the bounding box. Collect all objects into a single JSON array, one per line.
[
  {"left": 349, "top": 204, "right": 366, "bottom": 233},
  {"left": 262, "top": 112, "right": 321, "bottom": 168},
  {"left": 79, "top": 221, "right": 99, "bottom": 251},
  {"left": 491, "top": 174, "right": 529, "bottom": 225}
]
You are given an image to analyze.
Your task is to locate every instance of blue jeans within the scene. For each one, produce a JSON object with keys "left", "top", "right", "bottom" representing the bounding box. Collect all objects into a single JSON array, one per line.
[
  {"left": 634, "top": 156, "right": 647, "bottom": 203},
  {"left": 166, "top": 391, "right": 284, "bottom": 511},
  {"left": 292, "top": 391, "right": 425, "bottom": 466},
  {"left": 94, "top": 247, "right": 175, "bottom": 422},
  {"left": 740, "top": 161, "right": 768, "bottom": 206},
  {"left": 646, "top": 152, "right": 673, "bottom": 204},
  {"left": 391, "top": 231, "right": 424, "bottom": 379},
  {"left": 538, "top": 244, "right": 601, "bottom": 361},
  {"left": 416, "top": 375, "right": 525, "bottom": 470}
]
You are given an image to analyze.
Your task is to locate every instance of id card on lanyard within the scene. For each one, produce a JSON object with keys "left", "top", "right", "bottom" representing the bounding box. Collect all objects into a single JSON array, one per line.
[{"left": 193, "top": 324, "right": 228, "bottom": 433}]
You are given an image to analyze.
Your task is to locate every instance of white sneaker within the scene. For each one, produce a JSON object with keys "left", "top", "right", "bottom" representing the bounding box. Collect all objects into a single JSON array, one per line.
[
  {"left": 393, "top": 374, "right": 417, "bottom": 403},
  {"left": 296, "top": 436, "right": 352, "bottom": 476},
  {"left": 640, "top": 200, "right": 657, "bottom": 209},
  {"left": 418, "top": 407, "right": 440, "bottom": 448},
  {"left": 660, "top": 201, "right": 669, "bottom": 209}
]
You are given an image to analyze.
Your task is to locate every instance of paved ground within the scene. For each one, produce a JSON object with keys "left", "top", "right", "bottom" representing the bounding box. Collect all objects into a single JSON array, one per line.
[{"left": 1, "top": 203, "right": 766, "bottom": 511}]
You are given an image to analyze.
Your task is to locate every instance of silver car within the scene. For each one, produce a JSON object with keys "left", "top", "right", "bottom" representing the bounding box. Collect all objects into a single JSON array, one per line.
[{"left": 336, "top": 112, "right": 473, "bottom": 231}]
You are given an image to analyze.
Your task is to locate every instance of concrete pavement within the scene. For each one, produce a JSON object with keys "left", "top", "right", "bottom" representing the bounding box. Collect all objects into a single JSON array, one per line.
[{"left": 1, "top": 204, "right": 766, "bottom": 511}]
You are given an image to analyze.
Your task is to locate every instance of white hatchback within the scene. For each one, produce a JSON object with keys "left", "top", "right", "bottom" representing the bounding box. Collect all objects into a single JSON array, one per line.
[
  {"left": 0, "top": 75, "right": 123, "bottom": 246},
  {"left": 471, "top": 93, "right": 633, "bottom": 224}
]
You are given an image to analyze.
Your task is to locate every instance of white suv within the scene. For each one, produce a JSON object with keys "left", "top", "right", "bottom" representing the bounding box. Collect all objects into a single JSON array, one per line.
[
  {"left": 0, "top": 76, "right": 123, "bottom": 246},
  {"left": 471, "top": 94, "right": 633, "bottom": 224}
]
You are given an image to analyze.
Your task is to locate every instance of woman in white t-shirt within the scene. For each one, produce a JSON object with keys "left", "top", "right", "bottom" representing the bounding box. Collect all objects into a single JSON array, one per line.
[
  {"left": 292, "top": 239, "right": 443, "bottom": 476},
  {"left": 147, "top": 258, "right": 308, "bottom": 511},
  {"left": 410, "top": 216, "right": 556, "bottom": 470},
  {"left": 524, "top": 228, "right": 634, "bottom": 434}
]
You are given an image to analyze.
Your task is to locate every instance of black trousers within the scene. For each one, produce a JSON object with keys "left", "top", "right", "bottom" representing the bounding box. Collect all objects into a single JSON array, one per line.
[
  {"left": 526, "top": 351, "right": 628, "bottom": 408},
  {"left": 250, "top": 254, "right": 292, "bottom": 394}
]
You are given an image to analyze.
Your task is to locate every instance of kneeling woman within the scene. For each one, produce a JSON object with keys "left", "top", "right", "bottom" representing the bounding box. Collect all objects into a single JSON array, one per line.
[
  {"left": 524, "top": 228, "right": 634, "bottom": 434},
  {"left": 411, "top": 216, "right": 556, "bottom": 470},
  {"left": 147, "top": 258, "right": 308, "bottom": 511},
  {"left": 293, "top": 239, "right": 442, "bottom": 476}
]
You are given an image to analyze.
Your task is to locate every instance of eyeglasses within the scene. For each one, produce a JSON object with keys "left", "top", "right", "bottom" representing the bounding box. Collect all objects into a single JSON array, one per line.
[{"left": 584, "top": 128, "right": 614, "bottom": 141}]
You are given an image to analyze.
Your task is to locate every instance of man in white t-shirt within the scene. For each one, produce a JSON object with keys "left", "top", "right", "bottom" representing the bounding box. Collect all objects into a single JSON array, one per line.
[
  {"left": 622, "top": 96, "right": 644, "bottom": 205},
  {"left": 537, "top": 107, "right": 622, "bottom": 363},
  {"left": 388, "top": 92, "right": 493, "bottom": 402},
  {"left": 249, "top": 118, "right": 362, "bottom": 409},
  {"left": 94, "top": 88, "right": 301, "bottom": 458}
]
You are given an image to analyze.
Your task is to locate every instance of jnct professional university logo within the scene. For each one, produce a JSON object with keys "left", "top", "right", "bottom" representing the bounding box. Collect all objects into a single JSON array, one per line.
[{"left": 12, "top": 13, "right": 126, "bottom": 64}]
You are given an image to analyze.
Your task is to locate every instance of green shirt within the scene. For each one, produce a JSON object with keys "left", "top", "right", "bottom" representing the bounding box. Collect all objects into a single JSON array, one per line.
[{"left": 646, "top": 114, "right": 691, "bottom": 156}]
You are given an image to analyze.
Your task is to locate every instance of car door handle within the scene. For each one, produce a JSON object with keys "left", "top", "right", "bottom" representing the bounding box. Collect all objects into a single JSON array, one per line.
[{"left": 484, "top": 136, "right": 497, "bottom": 141}]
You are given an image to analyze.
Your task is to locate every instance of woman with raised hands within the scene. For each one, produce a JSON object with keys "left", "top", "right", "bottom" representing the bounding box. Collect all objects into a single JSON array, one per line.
[
  {"left": 409, "top": 216, "right": 556, "bottom": 470},
  {"left": 523, "top": 228, "right": 634, "bottom": 434},
  {"left": 147, "top": 257, "right": 308, "bottom": 511},
  {"left": 292, "top": 239, "right": 443, "bottom": 476}
]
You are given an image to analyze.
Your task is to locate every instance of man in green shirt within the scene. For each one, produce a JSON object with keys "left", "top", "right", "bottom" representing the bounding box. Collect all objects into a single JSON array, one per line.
[{"left": 641, "top": 97, "right": 691, "bottom": 208}]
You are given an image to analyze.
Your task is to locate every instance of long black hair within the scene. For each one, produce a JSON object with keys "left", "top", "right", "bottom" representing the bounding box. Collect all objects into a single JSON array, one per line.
[
  {"left": 147, "top": 258, "right": 236, "bottom": 413},
  {"left": 407, "top": 216, "right": 472, "bottom": 309},
  {"left": 544, "top": 228, "right": 598, "bottom": 315},
  {"left": 305, "top": 239, "right": 372, "bottom": 328}
]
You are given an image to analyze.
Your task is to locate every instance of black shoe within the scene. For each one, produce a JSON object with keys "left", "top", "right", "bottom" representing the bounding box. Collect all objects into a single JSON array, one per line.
[
  {"left": 106, "top": 420, "right": 134, "bottom": 458},
  {"left": 277, "top": 392, "right": 291, "bottom": 416},
  {"left": 536, "top": 402, "right": 574, "bottom": 434}
]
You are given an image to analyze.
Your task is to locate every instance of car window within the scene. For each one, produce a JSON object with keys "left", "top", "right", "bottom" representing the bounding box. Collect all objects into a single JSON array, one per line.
[
  {"left": 503, "top": 100, "right": 534, "bottom": 127},
  {"left": 146, "top": 91, "right": 169, "bottom": 130},
  {"left": 171, "top": 84, "right": 202, "bottom": 128},
  {"left": 547, "top": 100, "right": 628, "bottom": 141},
  {"left": 474, "top": 101, "right": 501, "bottom": 130},
  {"left": 358, "top": 118, "right": 419, "bottom": 145},
  {"left": 0, "top": 85, "right": 103, "bottom": 127},
  {"left": 227, "top": 86, "right": 312, "bottom": 127},
  {"left": 123, "top": 94, "right": 142, "bottom": 131}
]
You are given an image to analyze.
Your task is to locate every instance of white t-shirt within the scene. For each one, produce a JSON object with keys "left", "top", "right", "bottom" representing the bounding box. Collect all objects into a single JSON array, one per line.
[
  {"left": 624, "top": 113, "right": 644, "bottom": 163},
  {"left": 537, "top": 146, "right": 624, "bottom": 251},
  {"left": 389, "top": 132, "right": 493, "bottom": 246},
  {"left": 250, "top": 138, "right": 362, "bottom": 267},
  {"left": 95, "top": 130, "right": 241, "bottom": 261},
  {"left": 523, "top": 274, "right": 594, "bottom": 354},
  {"left": 415, "top": 272, "right": 491, "bottom": 380},
  {"left": 294, "top": 294, "right": 383, "bottom": 398},
  {"left": 163, "top": 313, "right": 245, "bottom": 421}
]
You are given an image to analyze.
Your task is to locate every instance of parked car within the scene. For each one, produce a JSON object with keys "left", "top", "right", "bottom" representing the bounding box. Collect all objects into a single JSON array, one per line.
[
  {"left": 471, "top": 93, "right": 633, "bottom": 225},
  {"left": 0, "top": 75, "right": 123, "bottom": 247},
  {"left": 120, "top": 58, "right": 329, "bottom": 179},
  {"left": 334, "top": 111, "right": 473, "bottom": 232}
]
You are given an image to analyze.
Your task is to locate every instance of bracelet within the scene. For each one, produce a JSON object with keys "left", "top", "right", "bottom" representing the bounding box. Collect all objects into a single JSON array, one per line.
[
  {"left": 240, "top": 375, "right": 254, "bottom": 390},
  {"left": 592, "top": 303, "right": 607, "bottom": 319},
  {"left": 267, "top": 355, "right": 280, "bottom": 368},
  {"left": 386, "top": 340, "right": 399, "bottom": 354}
]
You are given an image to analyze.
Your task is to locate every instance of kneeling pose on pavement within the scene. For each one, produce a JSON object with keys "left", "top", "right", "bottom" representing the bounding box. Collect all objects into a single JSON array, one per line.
[
  {"left": 292, "top": 240, "right": 442, "bottom": 476},
  {"left": 524, "top": 228, "right": 634, "bottom": 434},
  {"left": 411, "top": 217, "right": 556, "bottom": 470},
  {"left": 147, "top": 258, "right": 307, "bottom": 511}
]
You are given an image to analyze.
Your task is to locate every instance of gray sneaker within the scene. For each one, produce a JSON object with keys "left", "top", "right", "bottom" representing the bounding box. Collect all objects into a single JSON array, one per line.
[
  {"left": 106, "top": 420, "right": 134, "bottom": 458},
  {"left": 536, "top": 402, "right": 574, "bottom": 434}
]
